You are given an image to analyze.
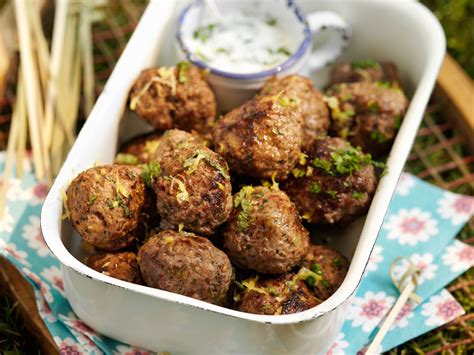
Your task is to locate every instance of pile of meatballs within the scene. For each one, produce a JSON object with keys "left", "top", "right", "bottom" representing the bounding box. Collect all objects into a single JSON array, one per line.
[{"left": 65, "top": 59, "right": 408, "bottom": 315}]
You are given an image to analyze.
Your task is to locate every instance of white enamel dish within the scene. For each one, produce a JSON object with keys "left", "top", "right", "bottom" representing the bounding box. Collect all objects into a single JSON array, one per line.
[{"left": 41, "top": 1, "right": 445, "bottom": 354}]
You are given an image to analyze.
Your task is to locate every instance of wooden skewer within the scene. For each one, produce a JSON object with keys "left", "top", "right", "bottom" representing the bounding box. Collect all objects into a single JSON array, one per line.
[
  {"left": 15, "top": 79, "right": 27, "bottom": 178},
  {"left": 44, "top": 0, "right": 70, "bottom": 149},
  {"left": 80, "top": 1, "right": 95, "bottom": 117},
  {"left": 14, "top": 0, "right": 45, "bottom": 180}
]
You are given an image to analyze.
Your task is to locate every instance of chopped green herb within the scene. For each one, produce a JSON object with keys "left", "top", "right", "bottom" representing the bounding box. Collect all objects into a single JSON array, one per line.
[
  {"left": 326, "top": 190, "right": 337, "bottom": 198},
  {"left": 368, "top": 101, "right": 380, "bottom": 113},
  {"left": 370, "top": 129, "right": 389, "bottom": 144},
  {"left": 176, "top": 61, "right": 191, "bottom": 83},
  {"left": 321, "top": 279, "right": 330, "bottom": 288},
  {"left": 234, "top": 186, "right": 256, "bottom": 231},
  {"left": 352, "top": 191, "right": 365, "bottom": 200},
  {"left": 342, "top": 93, "right": 353, "bottom": 102},
  {"left": 305, "top": 276, "right": 316, "bottom": 287},
  {"left": 140, "top": 161, "right": 160, "bottom": 187},
  {"left": 344, "top": 109, "right": 355, "bottom": 117},
  {"left": 276, "top": 47, "right": 291, "bottom": 56},
  {"left": 312, "top": 157, "right": 332, "bottom": 174},
  {"left": 351, "top": 58, "right": 380, "bottom": 70},
  {"left": 311, "top": 263, "right": 323, "bottom": 275},
  {"left": 394, "top": 114, "right": 403, "bottom": 130},
  {"left": 375, "top": 80, "right": 391, "bottom": 88},
  {"left": 193, "top": 23, "right": 217, "bottom": 43},
  {"left": 329, "top": 146, "right": 372, "bottom": 175},
  {"left": 291, "top": 168, "right": 306, "bottom": 178},
  {"left": 310, "top": 182, "right": 321, "bottom": 194},
  {"left": 88, "top": 193, "right": 98, "bottom": 206},
  {"left": 265, "top": 15, "right": 277, "bottom": 26},
  {"left": 115, "top": 153, "right": 139, "bottom": 165},
  {"left": 332, "top": 258, "right": 342, "bottom": 269}
]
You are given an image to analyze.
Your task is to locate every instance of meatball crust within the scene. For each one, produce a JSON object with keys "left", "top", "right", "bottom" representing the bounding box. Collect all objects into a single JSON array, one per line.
[
  {"left": 222, "top": 186, "right": 310, "bottom": 274},
  {"left": 153, "top": 129, "right": 209, "bottom": 161},
  {"left": 329, "top": 60, "right": 402, "bottom": 86},
  {"left": 234, "top": 274, "right": 320, "bottom": 315},
  {"left": 300, "top": 245, "right": 349, "bottom": 300},
  {"left": 282, "top": 137, "right": 377, "bottom": 225},
  {"left": 261, "top": 74, "right": 330, "bottom": 150},
  {"left": 326, "top": 81, "right": 408, "bottom": 157},
  {"left": 138, "top": 230, "right": 232, "bottom": 304},
  {"left": 152, "top": 146, "right": 232, "bottom": 235},
  {"left": 66, "top": 165, "right": 148, "bottom": 251},
  {"left": 213, "top": 94, "right": 303, "bottom": 180},
  {"left": 129, "top": 64, "right": 217, "bottom": 134},
  {"left": 86, "top": 251, "right": 143, "bottom": 284},
  {"left": 118, "top": 131, "right": 163, "bottom": 164}
]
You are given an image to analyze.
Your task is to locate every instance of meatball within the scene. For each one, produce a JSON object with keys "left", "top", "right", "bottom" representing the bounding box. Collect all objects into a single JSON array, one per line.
[
  {"left": 282, "top": 137, "right": 377, "bottom": 225},
  {"left": 260, "top": 75, "right": 329, "bottom": 150},
  {"left": 117, "top": 131, "right": 163, "bottom": 164},
  {"left": 300, "top": 245, "right": 349, "bottom": 300},
  {"left": 213, "top": 94, "right": 303, "bottom": 180},
  {"left": 138, "top": 230, "right": 232, "bottom": 305},
  {"left": 66, "top": 165, "right": 149, "bottom": 251},
  {"left": 86, "top": 251, "right": 143, "bottom": 284},
  {"left": 328, "top": 59, "right": 402, "bottom": 86},
  {"left": 326, "top": 82, "right": 408, "bottom": 157},
  {"left": 129, "top": 63, "right": 217, "bottom": 134},
  {"left": 152, "top": 146, "right": 232, "bottom": 235},
  {"left": 234, "top": 274, "right": 320, "bottom": 315},
  {"left": 222, "top": 186, "right": 309, "bottom": 274},
  {"left": 154, "top": 129, "right": 209, "bottom": 161}
]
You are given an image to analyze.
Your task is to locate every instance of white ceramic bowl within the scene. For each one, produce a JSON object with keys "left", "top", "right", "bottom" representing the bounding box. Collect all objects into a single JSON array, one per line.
[
  {"left": 176, "top": 0, "right": 351, "bottom": 111},
  {"left": 41, "top": 1, "right": 445, "bottom": 354}
]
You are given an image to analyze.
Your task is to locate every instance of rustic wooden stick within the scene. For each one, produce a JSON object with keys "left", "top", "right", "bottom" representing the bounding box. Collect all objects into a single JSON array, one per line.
[
  {"left": 13, "top": 0, "right": 45, "bottom": 180},
  {"left": 15, "top": 80, "right": 27, "bottom": 178},
  {"left": 80, "top": 2, "right": 95, "bottom": 117},
  {"left": 44, "top": 0, "right": 70, "bottom": 149}
]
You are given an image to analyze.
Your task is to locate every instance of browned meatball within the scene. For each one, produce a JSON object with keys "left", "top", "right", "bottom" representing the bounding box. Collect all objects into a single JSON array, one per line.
[
  {"left": 260, "top": 75, "right": 329, "bottom": 150},
  {"left": 138, "top": 230, "right": 232, "bottom": 305},
  {"left": 233, "top": 274, "right": 320, "bottom": 315},
  {"left": 326, "top": 82, "right": 408, "bottom": 157},
  {"left": 129, "top": 63, "right": 217, "bottom": 134},
  {"left": 117, "top": 131, "right": 163, "bottom": 164},
  {"left": 66, "top": 165, "right": 149, "bottom": 251},
  {"left": 300, "top": 245, "right": 349, "bottom": 300},
  {"left": 282, "top": 137, "right": 377, "bottom": 225},
  {"left": 222, "top": 186, "right": 309, "bottom": 274},
  {"left": 329, "top": 59, "right": 402, "bottom": 86},
  {"left": 86, "top": 251, "right": 143, "bottom": 284},
  {"left": 213, "top": 94, "right": 303, "bottom": 180},
  {"left": 152, "top": 146, "right": 232, "bottom": 236},
  {"left": 153, "top": 129, "right": 209, "bottom": 161}
]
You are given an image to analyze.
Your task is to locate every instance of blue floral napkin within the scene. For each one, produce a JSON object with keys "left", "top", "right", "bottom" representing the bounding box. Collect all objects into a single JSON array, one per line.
[{"left": 0, "top": 153, "right": 473, "bottom": 355}]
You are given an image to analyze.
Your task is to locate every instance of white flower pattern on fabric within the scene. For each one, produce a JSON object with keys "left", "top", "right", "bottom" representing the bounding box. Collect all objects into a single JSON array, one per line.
[
  {"left": 392, "top": 253, "right": 438, "bottom": 285},
  {"left": 34, "top": 289, "right": 57, "bottom": 323},
  {"left": 437, "top": 192, "right": 474, "bottom": 225},
  {"left": 396, "top": 173, "right": 416, "bottom": 196},
  {"left": 53, "top": 336, "right": 86, "bottom": 355},
  {"left": 22, "top": 267, "right": 54, "bottom": 303},
  {"left": 346, "top": 291, "right": 395, "bottom": 333},
  {"left": 442, "top": 240, "right": 474, "bottom": 272},
  {"left": 0, "top": 206, "right": 15, "bottom": 233},
  {"left": 365, "top": 245, "right": 384, "bottom": 274},
  {"left": 392, "top": 303, "right": 414, "bottom": 329},
  {"left": 421, "top": 289, "right": 464, "bottom": 326},
  {"left": 383, "top": 208, "right": 438, "bottom": 246},
  {"left": 0, "top": 177, "right": 30, "bottom": 201},
  {"left": 22, "top": 216, "right": 50, "bottom": 257},
  {"left": 0, "top": 239, "right": 31, "bottom": 266},
  {"left": 41, "top": 266, "right": 65, "bottom": 296},
  {"left": 59, "top": 314, "right": 103, "bottom": 353},
  {"left": 27, "top": 182, "right": 49, "bottom": 205},
  {"left": 326, "top": 332, "right": 349, "bottom": 355}
]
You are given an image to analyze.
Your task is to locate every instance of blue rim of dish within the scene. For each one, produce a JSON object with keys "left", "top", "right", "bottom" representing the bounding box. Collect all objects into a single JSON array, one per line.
[{"left": 176, "top": 0, "right": 312, "bottom": 80}]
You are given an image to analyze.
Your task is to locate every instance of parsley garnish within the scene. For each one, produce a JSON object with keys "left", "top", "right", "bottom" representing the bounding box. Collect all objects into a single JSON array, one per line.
[
  {"left": 265, "top": 15, "right": 277, "bottom": 26},
  {"left": 368, "top": 101, "right": 380, "bottom": 113},
  {"left": 140, "top": 161, "right": 160, "bottom": 187},
  {"left": 332, "top": 258, "right": 342, "bottom": 268},
  {"left": 351, "top": 59, "right": 380, "bottom": 70},
  {"left": 352, "top": 191, "right": 365, "bottom": 199},
  {"left": 311, "top": 263, "right": 323, "bottom": 275},
  {"left": 310, "top": 182, "right": 321, "bottom": 194},
  {"left": 176, "top": 61, "right": 190, "bottom": 83},
  {"left": 326, "top": 190, "right": 337, "bottom": 198},
  {"left": 370, "top": 129, "right": 389, "bottom": 144},
  {"left": 193, "top": 23, "right": 217, "bottom": 43},
  {"left": 115, "top": 153, "right": 139, "bottom": 165}
]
